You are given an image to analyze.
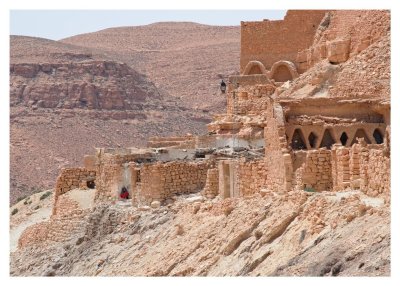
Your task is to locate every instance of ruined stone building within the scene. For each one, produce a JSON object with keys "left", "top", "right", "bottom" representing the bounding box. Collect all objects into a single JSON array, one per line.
[{"left": 51, "top": 10, "right": 391, "bottom": 214}]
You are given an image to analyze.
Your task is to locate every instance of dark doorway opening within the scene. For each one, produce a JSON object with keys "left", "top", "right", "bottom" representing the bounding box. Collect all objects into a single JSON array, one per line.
[
  {"left": 320, "top": 129, "right": 336, "bottom": 149},
  {"left": 87, "top": 180, "right": 95, "bottom": 189},
  {"left": 291, "top": 129, "right": 307, "bottom": 150},
  {"left": 308, "top": 132, "right": 318, "bottom": 149},
  {"left": 373, "top": 129, "right": 384, "bottom": 144},
  {"left": 340, "top": 132, "right": 349, "bottom": 146}
]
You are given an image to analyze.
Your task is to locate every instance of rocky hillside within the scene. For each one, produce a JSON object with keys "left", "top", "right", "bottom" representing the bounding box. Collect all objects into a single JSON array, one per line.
[
  {"left": 10, "top": 189, "right": 389, "bottom": 276},
  {"left": 61, "top": 22, "right": 240, "bottom": 111},
  {"left": 10, "top": 36, "right": 162, "bottom": 110},
  {"left": 10, "top": 23, "right": 240, "bottom": 204}
]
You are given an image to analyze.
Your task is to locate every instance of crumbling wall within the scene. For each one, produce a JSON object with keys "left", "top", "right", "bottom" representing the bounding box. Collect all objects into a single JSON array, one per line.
[
  {"left": 95, "top": 163, "right": 123, "bottom": 201},
  {"left": 136, "top": 160, "right": 214, "bottom": 204},
  {"left": 240, "top": 10, "right": 326, "bottom": 73},
  {"left": 95, "top": 150, "right": 153, "bottom": 201},
  {"left": 227, "top": 85, "right": 275, "bottom": 116},
  {"left": 19, "top": 194, "right": 87, "bottom": 249},
  {"left": 53, "top": 168, "right": 96, "bottom": 215},
  {"left": 237, "top": 159, "right": 268, "bottom": 196},
  {"left": 202, "top": 168, "right": 219, "bottom": 199},
  {"left": 359, "top": 145, "right": 390, "bottom": 200},
  {"left": 295, "top": 149, "right": 332, "bottom": 192},
  {"left": 331, "top": 143, "right": 389, "bottom": 199},
  {"left": 331, "top": 146, "right": 351, "bottom": 191},
  {"left": 264, "top": 101, "right": 292, "bottom": 193}
]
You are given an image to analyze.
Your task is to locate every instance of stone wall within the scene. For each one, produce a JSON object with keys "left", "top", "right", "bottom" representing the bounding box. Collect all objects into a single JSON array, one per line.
[
  {"left": 53, "top": 168, "right": 96, "bottom": 215},
  {"left": 237, "top": 159, "right": 268, "bottom": 196},
  {"left": 202, "top": 168, "right": 219, "bottom": 199},
  {"left": 331, "top": 146, "right": 351, "bottom": 191},
  {"left": 95, "top": 163, "right": 124, "bottom": 201},
  {"left": 95, "top": 149, "right": 153, "bottom": 201},
  {"left": 360, "top": 145, "right": 390, "bottom": 200},
  {"left": 295, "top": 149, "right": 332, "bottom": 192},
  {"left": 134, "top": 160, "right": 214, "bottom": 205},
  {"left": 19, "top": 194, "right": 87, "bottom": 249},
  {"left": 226, "top": 85, "right": 275, "bottom": 116},
  {"left": 240, "top": 10, "right": 326, "bottom": 73},
  {"left": 264, "top": 101, "right": 292, "bottom": 193},
  {"left": 330, "top": 143, "right": 390, "bottom": 200}
]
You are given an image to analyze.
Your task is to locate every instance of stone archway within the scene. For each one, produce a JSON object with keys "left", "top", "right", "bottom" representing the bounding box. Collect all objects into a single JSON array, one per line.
[
  {"left": 242, "top": 61, "right": 268, "bottom": 75},
  {"left": 269, "top": 60, "right": 299, "bottom": 82},
  {"left": 291, "top": 128, "right": 307, "bottom": 150},
  {"left": 320, "top": 129, "right": 336, "bottom": 149},
  {"left": 351, "top": 129, "right": 371, "bottom": 145}
]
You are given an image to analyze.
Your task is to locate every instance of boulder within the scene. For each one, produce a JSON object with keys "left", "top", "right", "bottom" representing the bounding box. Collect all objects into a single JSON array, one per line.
[{"left": 151, "top": 200, "right": 161, "bottom": 209}]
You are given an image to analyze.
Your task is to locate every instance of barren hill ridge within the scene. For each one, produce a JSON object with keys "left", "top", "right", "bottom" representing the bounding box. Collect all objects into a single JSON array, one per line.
[{"left": 10, "top": 22, "right": 240, "bottom": 204}]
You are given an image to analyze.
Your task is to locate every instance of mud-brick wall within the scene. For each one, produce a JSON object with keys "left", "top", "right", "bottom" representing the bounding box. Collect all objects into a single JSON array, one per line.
[
  {"left": 54, "top": 168, "right": 96, "bottom": 214},
  {"left": 296, "top": 149, "right": 332, "bottom": 192},
  {"left": 237, "top": 159, "right": 268, "bottom": 196},
  {"left": 202, "top": 168, "right": 219, "bottom": 199},
  {"left": 240, "top": 10, "right": 326, "bottom": 72},
  {"left": 360, "top": 146, "right": 390, "bottom": 200},
  {"left": 139, "top": 160, "right": 214, "bottom": 204}
]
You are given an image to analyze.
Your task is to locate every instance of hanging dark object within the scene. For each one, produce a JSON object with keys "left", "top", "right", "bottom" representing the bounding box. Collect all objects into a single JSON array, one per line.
[{"left": 220, "top": 80, "right": 226, "bottom": 93}]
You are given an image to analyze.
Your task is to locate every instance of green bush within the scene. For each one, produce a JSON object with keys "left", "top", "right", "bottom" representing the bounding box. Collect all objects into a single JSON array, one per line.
[
  {"left": 16, "top": 196, "right": 27, "bottom": 203},
  {"left": 304, "top": 187, "right": 316, "bottom": 193},
  {"left": 11, "top": 208, "right": 18, "bottom": 215},
  {"left": 39, "top": 191, "right": 52, "bottom": 200}
]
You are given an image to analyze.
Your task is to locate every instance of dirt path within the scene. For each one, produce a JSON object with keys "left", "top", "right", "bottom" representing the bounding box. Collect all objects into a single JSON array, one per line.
[{"left": 10, "top": 206, "right": 52, "bottom": 252}]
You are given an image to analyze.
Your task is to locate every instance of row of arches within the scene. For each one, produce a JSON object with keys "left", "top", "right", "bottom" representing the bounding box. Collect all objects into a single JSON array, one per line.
[
  {"left": 290, "top": 127, "right": 384, "bottom": 150},
  {"left": 242, "top": 60, "right": 299, "bottom": 82}
]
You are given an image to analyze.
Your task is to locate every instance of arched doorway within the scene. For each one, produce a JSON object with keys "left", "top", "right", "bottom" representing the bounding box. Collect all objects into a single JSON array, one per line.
[
  {"left": 291, "top": 129, "right": 307, "bottom": 150},
  {"left": 351, "top": 129, "right": 371, "bottom": 145},
  {"left": 320, "top": 129, "right": 336, "bottom": 149}
]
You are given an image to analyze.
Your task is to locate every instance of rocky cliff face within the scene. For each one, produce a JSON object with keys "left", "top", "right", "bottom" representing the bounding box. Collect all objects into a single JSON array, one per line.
[
  {"left": 10, "top": 59, "right": 160, "bottom": 110},
  {"left": 61, "top": 22, "right": 241, "bottom": 112},
  {"left": 9, "top": 35, "right": 212, "bottom": 204},
  {"left": 10, "top": 190, "right": 389, "bottom": 276}
]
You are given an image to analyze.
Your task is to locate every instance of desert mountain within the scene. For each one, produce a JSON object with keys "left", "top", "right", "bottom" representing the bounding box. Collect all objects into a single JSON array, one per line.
[
  {"left": 61, "top": 22, "right": 240, "bottom": 111},
  {"left": 10, "top": 23, "right": 240, "bottom": 204}
]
